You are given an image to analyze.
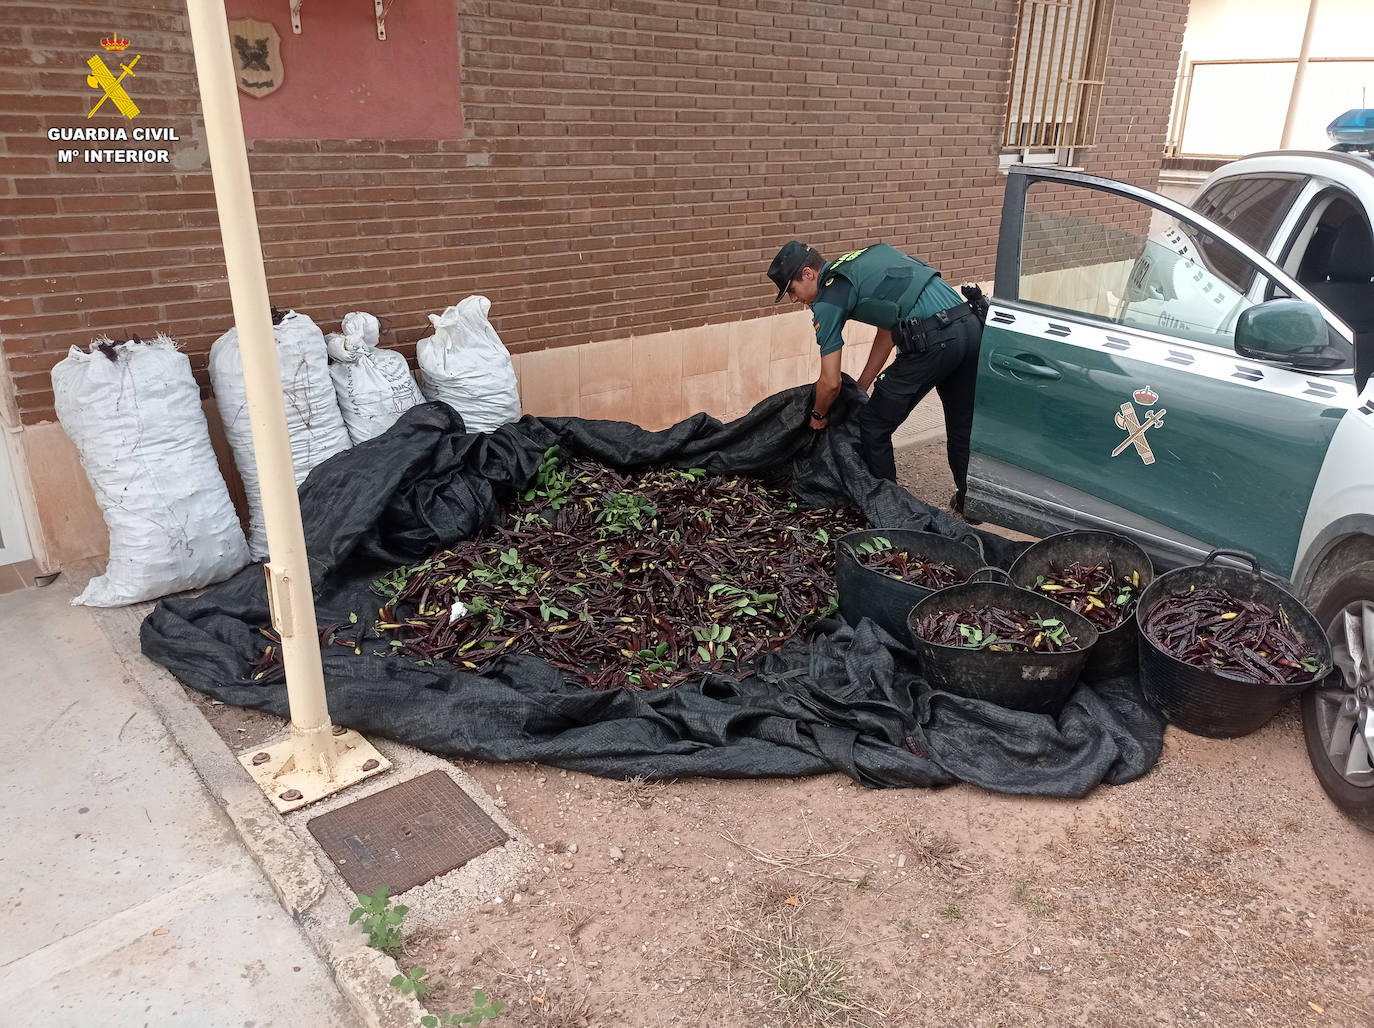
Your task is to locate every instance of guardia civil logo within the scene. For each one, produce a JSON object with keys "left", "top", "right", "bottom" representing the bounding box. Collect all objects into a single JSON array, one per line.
[
  {"left": 86, "top": 31, "right": 141, "bottom": 119},
  {"left": 47, "top": 33, "right": 181, "bottom": 166}
]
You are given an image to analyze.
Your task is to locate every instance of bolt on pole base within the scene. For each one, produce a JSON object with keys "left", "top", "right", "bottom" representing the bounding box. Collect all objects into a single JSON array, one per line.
[{"left": 238, "top": 728, "right": 391, "bottom": 814}]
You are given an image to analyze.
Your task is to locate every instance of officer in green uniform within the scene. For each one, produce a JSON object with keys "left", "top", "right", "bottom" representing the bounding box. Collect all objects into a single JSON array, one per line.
[{"left": 766, "top": 240, "right": 984, "bottom": 516}]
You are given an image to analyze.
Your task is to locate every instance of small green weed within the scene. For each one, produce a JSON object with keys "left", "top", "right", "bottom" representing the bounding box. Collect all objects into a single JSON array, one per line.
[
  {"left": 420, "top": 989, "right": 507, "bottom": 1026},
  {"left": 937, "top": 904, "right": 964, "bottom": 923},
  {"left": 349, "top": 885, "right": 408, "bottom": 952},
  {"left": 1011, "top": 881, "right": 1055, "bottom": 918},
  {"left": 390, "top": 967, "right": 429, "bottom": 999}
]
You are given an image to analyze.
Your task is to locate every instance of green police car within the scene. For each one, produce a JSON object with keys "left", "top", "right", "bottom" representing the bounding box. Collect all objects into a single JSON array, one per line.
[{"left": 965, "top": 154, "right": 1374, "bottom": 828}]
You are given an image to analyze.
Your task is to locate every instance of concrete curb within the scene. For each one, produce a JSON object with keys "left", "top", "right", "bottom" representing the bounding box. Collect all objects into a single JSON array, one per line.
[{"left": 93, "top": 603, "right": 424, "bottom": 1028}]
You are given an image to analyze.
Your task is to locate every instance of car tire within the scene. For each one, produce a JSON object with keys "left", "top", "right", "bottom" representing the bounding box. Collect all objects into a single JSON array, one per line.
[{"left": 1301, "top": 560, "right": 1374, "bottom": 831}]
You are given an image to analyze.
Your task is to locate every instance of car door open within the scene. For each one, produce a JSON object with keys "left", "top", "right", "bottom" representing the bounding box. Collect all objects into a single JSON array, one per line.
[{"left": 968, "top": 167, "right": 1356, "bottom": 577}]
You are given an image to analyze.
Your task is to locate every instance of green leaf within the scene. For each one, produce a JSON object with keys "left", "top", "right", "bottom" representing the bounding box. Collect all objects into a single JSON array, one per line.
[{"left": 421, "top": 1018, "right": 438, "bottom": 1028}]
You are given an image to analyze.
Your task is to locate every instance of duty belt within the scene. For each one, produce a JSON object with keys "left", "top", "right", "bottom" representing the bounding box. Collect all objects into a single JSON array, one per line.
[{"left": 891, "top": 302, "right": 975, "bottom": 356}]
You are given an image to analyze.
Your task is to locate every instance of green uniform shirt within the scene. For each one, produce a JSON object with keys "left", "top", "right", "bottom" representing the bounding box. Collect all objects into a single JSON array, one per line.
[{"left": 810, "top": 244, "right": 962, "bottom": 356}]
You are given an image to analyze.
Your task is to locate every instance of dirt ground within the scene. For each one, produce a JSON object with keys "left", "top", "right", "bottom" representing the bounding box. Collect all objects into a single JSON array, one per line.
[{"left": 195, "top": 435, "right": 1374, "bottom": 1027}]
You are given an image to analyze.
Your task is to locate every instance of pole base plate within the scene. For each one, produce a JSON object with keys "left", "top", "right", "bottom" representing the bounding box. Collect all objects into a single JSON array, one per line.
[{"left": 238, "top": 729, "right": 391, "bottom": 813}]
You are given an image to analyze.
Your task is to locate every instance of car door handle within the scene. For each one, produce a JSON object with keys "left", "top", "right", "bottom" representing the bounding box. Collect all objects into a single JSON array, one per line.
[{"left": 990, "top": 353, "right": 1062, "bottom": 380}]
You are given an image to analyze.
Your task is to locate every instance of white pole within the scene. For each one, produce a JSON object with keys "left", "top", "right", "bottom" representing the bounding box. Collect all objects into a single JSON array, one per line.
[
  {"left": 183, "top": 0, "right": 336, "bottom": 779},
  {"left": 1281, "top": 0, "right": 1321, "bottom": 149}
]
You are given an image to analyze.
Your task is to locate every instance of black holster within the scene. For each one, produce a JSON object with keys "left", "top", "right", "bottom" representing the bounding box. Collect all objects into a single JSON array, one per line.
[
  {"left": 961, "top": 282, "right": 990, "bottom": 325},
  {"left": 892, "top": 304, "right": 971, "bottom": 356}
]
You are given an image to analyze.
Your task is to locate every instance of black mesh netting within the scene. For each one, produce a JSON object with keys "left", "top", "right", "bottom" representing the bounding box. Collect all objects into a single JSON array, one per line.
[{"left": 141, "top": 382, "right": 1163, "bottom": 795}]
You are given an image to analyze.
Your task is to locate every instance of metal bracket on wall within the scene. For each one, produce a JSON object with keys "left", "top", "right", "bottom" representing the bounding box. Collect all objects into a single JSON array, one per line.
[
  {"left": 288, "top": 0, "right": 393, "bottom": 40},
  {"left": 375, "top": 0, "right": 395, "bottom": 40}
]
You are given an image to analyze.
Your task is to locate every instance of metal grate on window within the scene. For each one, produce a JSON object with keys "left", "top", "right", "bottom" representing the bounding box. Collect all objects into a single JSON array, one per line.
[{"left": 1002, "top": 0, "right": 1116, "bottom": 155}]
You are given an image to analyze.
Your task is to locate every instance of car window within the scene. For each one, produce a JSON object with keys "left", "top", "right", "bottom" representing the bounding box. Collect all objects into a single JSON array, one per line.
[
  {"left": 1286, "top": 191, "right": 1367, "bottom": 283},
  {"left": 1018, "top": 179, "right": 1282, "bottom": 348},
  {"left": 1179, "top": 176, "right": 1304, "bottom": 291}
]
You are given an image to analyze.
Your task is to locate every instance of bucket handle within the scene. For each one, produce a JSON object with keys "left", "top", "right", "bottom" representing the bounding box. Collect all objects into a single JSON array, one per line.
[
  {"left": 1201, "top": 549, "right": 1262, "bottom": 576},
  {"left": 967, "top": 565, "right": 1013, "bottom": 585}
]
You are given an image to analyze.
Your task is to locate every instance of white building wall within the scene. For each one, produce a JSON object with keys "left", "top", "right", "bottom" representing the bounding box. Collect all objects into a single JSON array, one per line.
[{"left": 1178, "top": 0, "right": 1373, "bottom": 155}]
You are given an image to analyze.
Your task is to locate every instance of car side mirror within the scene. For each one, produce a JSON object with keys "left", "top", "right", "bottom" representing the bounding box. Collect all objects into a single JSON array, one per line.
[{"left": 1234, "top": 299, "right": 1345, "bottom": 369}]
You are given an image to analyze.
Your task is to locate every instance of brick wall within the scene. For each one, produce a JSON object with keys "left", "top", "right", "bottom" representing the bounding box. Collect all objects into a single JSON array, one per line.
[{"left": 1, "top": 0, "right": 1187, "bottom": 430}]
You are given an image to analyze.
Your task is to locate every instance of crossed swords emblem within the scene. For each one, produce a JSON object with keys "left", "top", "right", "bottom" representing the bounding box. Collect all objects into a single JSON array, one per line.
[
  {"left": 1112, "top": 402, "right": 1166, "bottom": 466},
  {"left": 86, "top": 53, "right": 141, "bottom": 119}
]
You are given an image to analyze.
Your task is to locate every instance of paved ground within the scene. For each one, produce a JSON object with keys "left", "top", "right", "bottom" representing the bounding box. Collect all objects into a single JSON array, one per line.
[{"left": 0, "top": 575, "right": 360, "bottom": 1027}]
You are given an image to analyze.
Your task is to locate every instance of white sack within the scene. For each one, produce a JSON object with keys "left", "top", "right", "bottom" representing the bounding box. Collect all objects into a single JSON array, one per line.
[
  {"left": 209, "top": 310, "right": 350, "bottom": 560},
  {"left": 327, "top": 310, "right": 424, "bottom": 445},
  {"left": 416, "top": 295, "right": 521, "bottom": 433},
  {"left": 51, "top": 335, "right": 250, "bottom": 607}
]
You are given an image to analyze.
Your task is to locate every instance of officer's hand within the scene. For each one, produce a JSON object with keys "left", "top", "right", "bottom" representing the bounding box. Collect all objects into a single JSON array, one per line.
[{"left": 808, "top": 412, "right": 829, "bottom": 431}]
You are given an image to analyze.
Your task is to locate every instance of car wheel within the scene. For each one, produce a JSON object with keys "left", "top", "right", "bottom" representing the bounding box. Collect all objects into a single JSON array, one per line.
[{"left": 1301, "top": 560, "right": 1374, "bottom": 831}]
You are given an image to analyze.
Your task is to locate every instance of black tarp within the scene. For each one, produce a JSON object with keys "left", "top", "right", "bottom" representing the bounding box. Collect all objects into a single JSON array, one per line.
[{"left": 141, "top": 383, "right": 1164, "bottom": 795}]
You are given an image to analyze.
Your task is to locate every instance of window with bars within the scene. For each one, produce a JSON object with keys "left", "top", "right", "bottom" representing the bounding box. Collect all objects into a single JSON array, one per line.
[{"left": 1001, "top": 0, "right": 1116, "bottom": 164}]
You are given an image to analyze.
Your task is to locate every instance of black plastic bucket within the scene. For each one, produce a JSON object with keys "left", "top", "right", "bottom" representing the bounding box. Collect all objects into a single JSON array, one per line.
[
  {"left": 906, "top": 568, "right": 1100, "bottom": 715},
  {"left": 835, "top": 529, "right": 985, "bottom": 646},
  {"left": 1135, "top": 549, "right": 1334, "bottom": 738},
  {"left": 1008, "top": 530, "right": 1154, "bottom": 681}
]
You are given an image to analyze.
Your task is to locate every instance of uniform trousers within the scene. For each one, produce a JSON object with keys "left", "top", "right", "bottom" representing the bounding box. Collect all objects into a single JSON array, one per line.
[{"left": 857, "top": 312, "right": 983, "bottom": 503}]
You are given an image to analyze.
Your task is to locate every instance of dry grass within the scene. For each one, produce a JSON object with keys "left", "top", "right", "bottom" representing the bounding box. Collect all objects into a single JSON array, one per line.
[
  {"left": 517, "top": 987, "right": 594, "bottom": 1028},
  {"left": 561, "top": 906, "right": 595, "bottom": 946},
  {"left": 1206, "top": 828, "right": 1271, "bottom": 855},
  {"left": 716, "top": 918, "right": 882, "bottom": 1027},
  {"left": 1330, "top": 903, "right": 1374, "bottom": 935},
  {"left": 1009, "top": 880, "right": 1057, "bottom": 918},
  {"left": 752, "top": 877, "right": 813, "bottom": 919},
  {"left": 618, "top": 774, "right": 666, "bottom": 809},
  {"left": 896, "top": 821, "right": 980, "bottom": 880},
  {"left": 720, "top": 828, "right": 879, "bottom": 886}
]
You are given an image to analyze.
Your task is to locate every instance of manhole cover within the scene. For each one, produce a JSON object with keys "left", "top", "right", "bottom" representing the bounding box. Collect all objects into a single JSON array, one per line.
[{"left": 306, "top": 770, "right": 508, "bottom": 895}]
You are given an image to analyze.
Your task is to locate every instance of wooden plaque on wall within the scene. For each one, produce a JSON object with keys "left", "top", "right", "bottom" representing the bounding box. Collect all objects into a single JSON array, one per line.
[{"left": 228, "top": 17, "right": 282, "bottom": 98}]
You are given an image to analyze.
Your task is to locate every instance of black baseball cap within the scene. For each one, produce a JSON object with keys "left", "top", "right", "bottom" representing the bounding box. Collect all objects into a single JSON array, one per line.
[{"left": 767, "top": 240, "right": 813, "bottom": 303}]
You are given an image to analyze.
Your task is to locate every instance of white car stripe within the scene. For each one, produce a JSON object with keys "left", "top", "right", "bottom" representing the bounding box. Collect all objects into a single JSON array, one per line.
[{"left": 990, "top": 304, "right": 1358, "bottom": 409}]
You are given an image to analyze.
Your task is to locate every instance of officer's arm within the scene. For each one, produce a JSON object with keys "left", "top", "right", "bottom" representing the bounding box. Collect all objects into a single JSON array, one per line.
[
  {"left": 856, "top": 328, "right": 894, "bottom": 392},
  {"left": 811, "top": 350, "right": 843, "bottom": 428}
]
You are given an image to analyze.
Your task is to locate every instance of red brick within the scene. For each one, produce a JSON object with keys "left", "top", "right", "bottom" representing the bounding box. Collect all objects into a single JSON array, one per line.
[{"left": 2, "top": 0, "right": 1187, "bottom": 420}]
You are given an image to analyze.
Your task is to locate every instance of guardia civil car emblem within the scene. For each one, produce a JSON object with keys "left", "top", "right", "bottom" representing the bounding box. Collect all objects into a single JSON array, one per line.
[{"left": 1112, "top": 386, "right": 1165, "bottom": 466}]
